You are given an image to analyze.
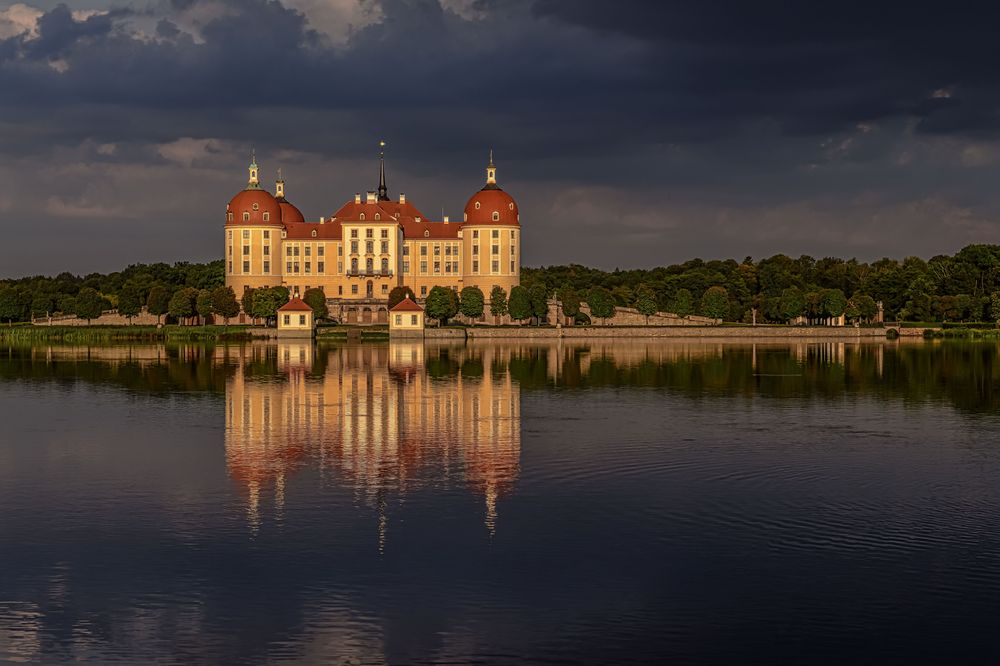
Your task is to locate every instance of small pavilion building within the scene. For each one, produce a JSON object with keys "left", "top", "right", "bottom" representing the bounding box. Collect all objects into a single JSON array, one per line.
[
  {"left": 277, "top": 297, "right": 315, "bottom": 337},
  {"left": 389, "top": 297, "right": 425, "bottom": 337}
]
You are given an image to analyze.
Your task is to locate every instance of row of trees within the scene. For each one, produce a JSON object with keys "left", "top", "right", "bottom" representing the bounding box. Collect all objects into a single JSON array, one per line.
[{"left": 522, "top": 244, "right": 1000, "bottom": 323}]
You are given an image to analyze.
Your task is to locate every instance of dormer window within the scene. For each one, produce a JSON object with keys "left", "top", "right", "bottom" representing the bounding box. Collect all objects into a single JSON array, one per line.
[
  {"left": 475, "top": 202, "right": 481, "bottom": 210},
  {"left": 243, "top": 212, "right": 250, "bottom": 222},
  {"left": 374, "top": 213, "right": 380, "bottom": 221},
  {"left": 262, "top": 212, "right": 270, "bottom": 222},
  {"left": 312, "top": 230, "right": 317, "bottom": 237},
  {"left": 252, "top": 203, "right": 259, "bottom": 211},
  {"left": 424, "top": 230, "right": 430, "bottom": 237},
  {"left": 492, "top": 212, "right": 500, "bottom": 222},
  {"left": 509, "top": 203, "right": 514, "bottom": 210},
  {"left": 281, "top": 230, "right": 287, "bottom": 238},
  {"left": 359, "top": 213, "right": 365, "bottom": 220},
  {"left": 227, "top": 212, "right": 233, "bottom": 222}
]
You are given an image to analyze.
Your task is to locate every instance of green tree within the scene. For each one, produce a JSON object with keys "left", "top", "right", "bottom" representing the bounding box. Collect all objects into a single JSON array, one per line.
[
  {"left": 30, "top": 293, "right": 54, "bottom": 319},
  {"left": 251, "top": 286, "right": 288, "bottom": 323},
  {"left": 587, "top": 286, "right": 616, "bottom": 324},
  {"left": 211, "top": 286, "right": 241, "bottom": 325},
  {"left": 425, "top": 286, "right": 459, "bottom": 325},
  {"left": 489, "top": 286, "right": 508, "bottom": 319},
  {"left": 992, "top": 291, "right": 1000, "bottom": 322},
  {"left": 528, "top": 283, "right": 550, "bottom": 325},
  {"left": 779, "top": 287, "right": 805, "bottom": 322},
  {"left": 303, "top": 287, "right": 329, "bottom": 320},
  {"left": 852, "top": 293, "right": 878, "bottom": 322},
  {"left": 508, "top": 285, "right": 532, "bottom": 322},
  {"left": 634, "top": 284, "right": 657, "bottom": 324},
  {"left": 700, "top": 286, "right": 729, "bottom": 321},
  {"left": 75, "top": 287, "right": 106, "bottom": 324},
  {"left": 559, "top": 286, "right": 581, "bottom": 324},
  {"left": 146, "top": 285, "right": 171, "bottom": 324},
  {"left": 388, "top": 285, "right": 416, "bottom": 310},
  {"left": 670, "top": 288, "right": 693, "bottom": 318},
  {"left": 196, "top": 289, "right": 214, "bottom": 322},
  {"left": 0, "top": 286, "right": 24, "bottom": 324},
  {"left": 117, "top": 283, "right": 143, "bottom": 322},
  {"left": 821, "top": 288, "right": 847, "bottom": 319},
  {"left": 168, "top": 287, "right": 198, "bottom": 323},
  {"left": 241, "top": 287, "right": 256, "bottom": 317},
  {"left": 459, "top": 286, "right": 485, "bottom": 320}
]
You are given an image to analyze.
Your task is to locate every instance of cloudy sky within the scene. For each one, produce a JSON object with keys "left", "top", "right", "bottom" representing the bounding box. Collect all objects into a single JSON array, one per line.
[{"left": 2, "top": 0, "right": 1000, "bottom": 276}]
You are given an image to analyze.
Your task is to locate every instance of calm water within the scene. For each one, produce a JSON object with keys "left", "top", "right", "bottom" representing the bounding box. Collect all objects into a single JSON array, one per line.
[{"left": 2, "top": 340, "right": 1000, "bottom": 665}]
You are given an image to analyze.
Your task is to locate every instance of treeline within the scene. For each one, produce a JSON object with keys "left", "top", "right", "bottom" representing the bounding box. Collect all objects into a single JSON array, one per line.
[
  {"left": 522, "top": 244, "right": 1000, "bottom": 323},
  {"left": 0, "top": 261, "right": 227, "bottom": 324}
]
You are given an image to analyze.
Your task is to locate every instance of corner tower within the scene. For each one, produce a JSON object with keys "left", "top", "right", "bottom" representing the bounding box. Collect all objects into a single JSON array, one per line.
[{"left": 462, "top": 151, "right": 520, "bottom": 297}]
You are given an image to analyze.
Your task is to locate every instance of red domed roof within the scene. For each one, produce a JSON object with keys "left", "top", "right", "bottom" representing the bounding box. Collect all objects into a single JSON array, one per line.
[
  {"left": 464, "top": 188, "right": 519, "bottom": 226},
  {"left": 278, "top": 200, "right": 304, "bottom": 224},
  {"left": 227, "top": 189, "right": 281, "bottom": 225}
]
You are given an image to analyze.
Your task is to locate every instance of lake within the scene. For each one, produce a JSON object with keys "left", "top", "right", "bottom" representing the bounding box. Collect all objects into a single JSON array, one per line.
[{"left": 1, "top": 339, "right": 999, "bottom": 665}]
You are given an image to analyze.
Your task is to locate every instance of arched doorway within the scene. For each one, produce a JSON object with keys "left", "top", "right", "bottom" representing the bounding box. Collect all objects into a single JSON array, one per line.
[
  {"left": 361, "top": 307, "right": 373, "bottom": 324},
  {"left": 376, "top": 307, "right": 388, "bottom": 324},
  {"left": 347, "top": 309, "right": 358, "bottom": 324}
]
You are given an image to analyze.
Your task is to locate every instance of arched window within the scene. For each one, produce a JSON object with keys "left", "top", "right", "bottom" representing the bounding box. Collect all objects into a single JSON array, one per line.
[
  {"left": 311, "top": 230, "right": 317, "bottom": 237},
  {"left": 366, "top": 257, "right": 374, "bottom": 272},
  {"left": 381, "top": 258, "right": 389, "bottom": 273},
  {"left": 243, "top": 212, "right": 250, "bottom": 222},
  {"left": 374, "top": 213, "right": 380, "bottom": 221},
  {"left": 359, "top": 213, "right": 365, "bottom": 220},
  {"left": 227, "top": 212, "right": 233, "bottom": 222},
  {"left": 424, "top": 230, "right": 429, "bottom": 237},
  {"left": 492, "top": 212, "right": 500, "bottom": 222},
  {"left": 351, "top": 257, "right": 358, "bottom": 272}
]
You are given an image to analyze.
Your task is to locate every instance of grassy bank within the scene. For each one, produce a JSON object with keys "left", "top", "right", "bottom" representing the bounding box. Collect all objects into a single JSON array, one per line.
[
  {"left": 924, "top": 327, "right": 1000, "bottom": 339},
  {"left": 0, "top": 324, "right": 258, "bottom": 343}
]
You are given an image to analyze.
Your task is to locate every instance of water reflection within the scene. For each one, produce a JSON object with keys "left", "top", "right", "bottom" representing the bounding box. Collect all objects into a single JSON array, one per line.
[{"left": 225, "top": 342, "right": 520, "bottom": 541}]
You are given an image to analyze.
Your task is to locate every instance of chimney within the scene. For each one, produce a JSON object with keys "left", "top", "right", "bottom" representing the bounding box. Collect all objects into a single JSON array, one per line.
[
  {"left": 443, "top": 216, "right": 450, "bottom": 223},
  {"left": 366, "top": 191, "right": 377, "bottom": 204},
  {"left": 319, "top": 216, "right": 325, "bottom": 224},
  {"left": 399, "top": 193, "right": 406, "bottom": 204},
  {"left": 354, "top": 193, "right": 361, "bottom": 204}
]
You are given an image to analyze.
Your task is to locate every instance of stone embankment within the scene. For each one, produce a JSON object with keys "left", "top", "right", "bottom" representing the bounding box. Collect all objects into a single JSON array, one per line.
[{"left": 428, "top": 325, "right": 931, "bottom": 340}]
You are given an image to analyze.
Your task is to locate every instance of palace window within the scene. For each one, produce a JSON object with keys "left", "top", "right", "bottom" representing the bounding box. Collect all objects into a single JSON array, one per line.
[
  {"left": 403, "top": 261, "right": 410, "bottom": 273},
  {"left": 445, "top": 262, "right": 451, "bottom": 274},
  {"left": 492, "top": 244, "right": 499, "bottom": 254},
  {"left": 359, "top": 213, "right": 365, "bottom": 220},
  {"left": 420, "top": 246, "right": 427, "bottom": 256},
  {"left": 395, "top": 315, "right": 402, "bottom": 325},
  {"left": 227, "top": 213, "right": 234, "bottom": 222},
  {"left": 243, "top": 246, "right": 250, "bottom": 255},
  {"left": 402, "top": 246, "right": 409, "bottom": 256},
  {"left": 352, "top": 285, "right": 358, "bottom": 295},
  {"left": 293, "top": 246, "right": 300, "bottom": 257},
  {"left": 337, "top": 261, "right": 343, "bottom": 273},
  {"left": 473, "top": 244, "right": 479, "bottom": 255},
  {"left": 305, "top": 262, "right": 311, "bottom": 274},
  {"left": 351, "top": 241, "right": 358, "bottom": 254},
  {"left": 444, "top": 246, "right": 451, "bottom": 256},
  {"left": 510, "top": 230, "right": 516, "bottom": 238},
  {"left": 473, "top": 260, "right": 479, "bottom": 273},
  {"left": 318, "top": 246, "right": 324, "bottom": 256},
  {"left": 492, "top": 212, "right": 500, "bottom": 222},
  {"left": 286, "top": 246, "right": 292, "bottom": 256},
  {"left": 318, "top": 262, "right": 324, "bottom": 273},
  {"left": 228, "top": 261, "right": 233, "bottom": 273},
  {"left": 510, "top": 260, "right": 516, "bottom": 273},
  {"left": 472, "top": 230, "right": 479, "bottom": 239},
  {"left": 492, "top": 260, "right": 499, "bottom": 273},
  {"left": 338, "top": 286, "right": 343, "bottom": 295},
  {"left": 351, "top": 229, "right": 358, "bottom": 238},
  {"left": 311, "top": 230, "right": 317, "bottom": 237},
  {"left": 434, "top": 245, "right": 440, "bottom": 256},
  {"left": 420, "top": 261, "right": 427, "bottom": 273},
  {"left": 381, "top": 229, "right": 388, "bottom": 238},
  {"left": 366, "top": 258, "right": 374, "bottom": 272},
  {"left": 228, "top": 245, "right": 232, "bottom": 256},
  {"left": 374, "top": 213, "right": 380, "bottom": 221},
  {"left": 381, "top": 241, "right": 389, "bottom": 254},
  {"left": 286, "top": 262, "right": 292, "bottom": 273},
  {"left": 510, "top": 245, "right": 516, "bottom": 256},
  {"left": 492, "top": 230, "right": 499, "bottom": 238},
  {"left": 263, "top": 261, "right": 270, "bottom": 274},
  {"left": 434, "top": 261, "right": 440, "bottom": 273},
  {"left": 243, "top": 260, "right": 250, "bottom": 273},
  {"left": 293, "top": 263, "right": 300, "bottom": 274},
  {"left": 263, "top": 230, "right": 270, "bottom": 239},
  {"left": 351, "top": 258, "right": 358, "bottom": 271},
  {"left": 421, "top": 286, "right": 427, "bottom": 296},
  {"left": 242, "top": 229, "right": 250, "bottom": 239},
  {"left": 305, "top": 246, "right": 311, "bottom": 256},
  {"left": 263, "top": 212, "right": 270, "bottom": 222},
  {"left": 381, "top": 258, "right": 389, "bottom": 273},
  {"left": 366, "top": 240, "right": 374, "bottom": 254},
  {"left": 366, "top": 229, "right": 373, "bottom": 238},
  {"left": 382, "top": 284, "right": 388, "bottom": 294}
]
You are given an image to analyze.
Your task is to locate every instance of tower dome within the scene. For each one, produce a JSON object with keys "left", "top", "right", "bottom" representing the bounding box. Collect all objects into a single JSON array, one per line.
[
  {"left": 463, "top": 151, "right": 519, "bottom": 225},
  {"left": 227, "top": 154, "right": 281, "bottom": 225}
]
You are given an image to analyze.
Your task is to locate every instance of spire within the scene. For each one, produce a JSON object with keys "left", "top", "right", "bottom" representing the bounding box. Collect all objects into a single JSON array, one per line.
[
  {"left": 377, "top": 140, "right": 389, "bottom": 201},
  {"left": 484, "top": 148, "right": 498, "bottom": 189},
  {"left": 247, "top": 149, "right": 260, "bottom": 190},
  {"left": 275, "top": 168, "right": 285, "bottom": 200}
]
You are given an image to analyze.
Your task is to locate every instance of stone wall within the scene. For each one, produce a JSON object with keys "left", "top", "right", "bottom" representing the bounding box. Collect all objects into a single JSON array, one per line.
[
  {"left": 546, "top": 299, "right": 717, "bottom": 327},
  {"left": 465, "top": 326, "right": 931, "bottom": 340},
  {"left": 32, "top": 309, "right": 162, "bottom": 326}
]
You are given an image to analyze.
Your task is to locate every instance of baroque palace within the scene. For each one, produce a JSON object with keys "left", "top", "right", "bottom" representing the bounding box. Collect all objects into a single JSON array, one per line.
[{"left": 225, "top": 148, "right": 521, "bottom": 323}]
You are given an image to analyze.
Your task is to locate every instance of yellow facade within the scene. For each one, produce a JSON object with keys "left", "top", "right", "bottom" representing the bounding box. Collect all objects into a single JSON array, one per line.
[{"left": 224, "top": 155, "right": 521, "bottom": 323}]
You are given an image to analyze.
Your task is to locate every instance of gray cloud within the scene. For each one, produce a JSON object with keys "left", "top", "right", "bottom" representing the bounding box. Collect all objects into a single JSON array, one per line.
[{"left": 1, "top": 0, "right": 1000, "bottom": 276}]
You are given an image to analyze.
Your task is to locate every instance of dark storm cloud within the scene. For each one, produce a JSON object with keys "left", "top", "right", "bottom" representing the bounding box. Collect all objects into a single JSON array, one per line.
[{"left": 0, "top": 0, "right": 999, "bottom": 275}]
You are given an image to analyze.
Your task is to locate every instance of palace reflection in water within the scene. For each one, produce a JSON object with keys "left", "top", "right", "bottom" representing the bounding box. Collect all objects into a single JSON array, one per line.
[{"left": 225, "top": 342, "right": 520, "bottom": 541}]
